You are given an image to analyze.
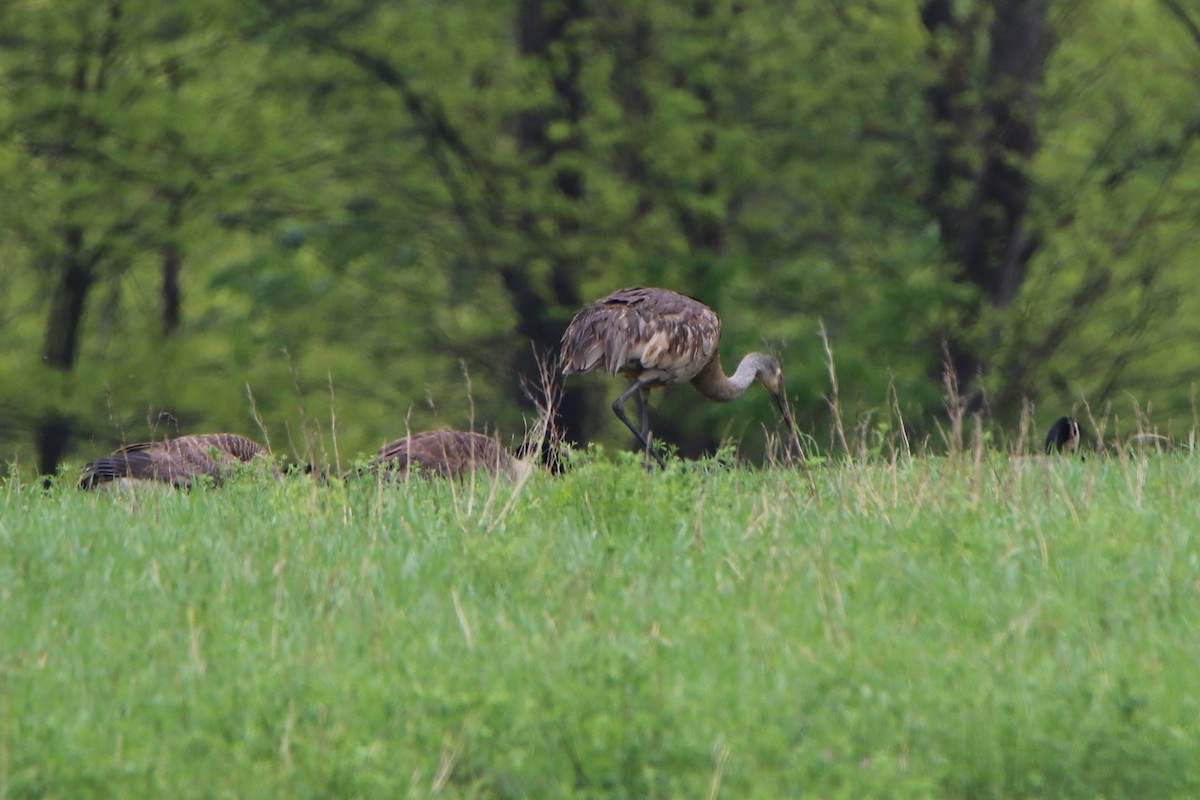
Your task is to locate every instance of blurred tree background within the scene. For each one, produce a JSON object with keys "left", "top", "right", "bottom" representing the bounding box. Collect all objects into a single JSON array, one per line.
[{"left": 1, "top": 0, "right": 1198, "bottom": 478}]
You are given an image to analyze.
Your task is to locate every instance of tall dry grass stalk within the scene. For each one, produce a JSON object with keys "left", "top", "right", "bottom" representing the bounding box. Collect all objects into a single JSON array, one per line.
[
  {"left": 818, "top": 321, "right": 849, "bottom": 461},
  {"left": 938, "top": 342, "right": 966, "bottom": 456}
]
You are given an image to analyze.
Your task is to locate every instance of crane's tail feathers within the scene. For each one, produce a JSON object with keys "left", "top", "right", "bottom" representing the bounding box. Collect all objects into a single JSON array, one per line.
[{"left": 78, "top": 451, "right": 158, "bottom": 489}]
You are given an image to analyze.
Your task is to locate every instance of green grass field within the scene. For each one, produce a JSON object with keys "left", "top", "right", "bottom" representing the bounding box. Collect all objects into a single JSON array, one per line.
[{"left": 3, "top": 452, "right": 1199, "bottom": 799}]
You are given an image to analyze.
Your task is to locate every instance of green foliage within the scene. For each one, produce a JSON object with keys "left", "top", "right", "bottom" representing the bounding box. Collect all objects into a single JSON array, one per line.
[
  {"left": 1, "top": 0, "right": 1199, "bottom": 475},
  {"left": 4, "top": 455, "right": 1200, "bottom": 797},
  {"left": 992, "top": 0, "right": 1200, "bottom": 425}
]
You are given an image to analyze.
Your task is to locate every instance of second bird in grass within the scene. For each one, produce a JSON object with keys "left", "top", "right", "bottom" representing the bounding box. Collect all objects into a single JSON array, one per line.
[
  {"left": 560, "top": 286, "right": 798, "bottom": 467},
  {"left": 368, "top": 429, "right": 528, "bottom": 481}
]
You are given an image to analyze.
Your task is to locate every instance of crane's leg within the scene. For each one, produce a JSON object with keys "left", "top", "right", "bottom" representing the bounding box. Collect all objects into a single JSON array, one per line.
[
  {"left": 612, "top": 380, "right": 667, "bottom": 469},
  {"left": 635, "top": 386, "right": 657, "bottom": 468},
  {"left": 636, "top": 386, "right": 651, "bottom": 443}
]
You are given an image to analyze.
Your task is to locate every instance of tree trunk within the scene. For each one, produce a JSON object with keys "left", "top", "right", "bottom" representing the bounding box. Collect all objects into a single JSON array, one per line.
[
  {"left": 162, "top": 191, "right": 184, "bottom": 336},
  {"left": 33, "top": 4, "right": 124, "bottom": 479},
  {"left": 658, "top": 0, "right": 735, "bottom": 457},
  {"left": 161, "top": 62, "right": 185, "bottom": 338},
  {"left": 508, "top": 0, "right": 589, "bottom": 452},
  {"left": 286, "top": 16, "right": 590, "bottom": 455},
  {"left": 41, "top": 229, "right": 95, "bottom": 371},
  {"left": 162, "top": 242, "right": 182, "bottom": 336},
  {"left": 37, "top": 227, "right": 98, "bottom": 479},
  {"left": 36, "top": 414, "right": 73, "bottom": 484},
  {"left": 921, "top": 0, "right": 1050, "bottom": 413}
]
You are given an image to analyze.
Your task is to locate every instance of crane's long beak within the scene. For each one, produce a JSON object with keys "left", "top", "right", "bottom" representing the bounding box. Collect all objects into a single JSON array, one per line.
[{"left": 771, "top": 385, "right": 801, "bottom": 453}]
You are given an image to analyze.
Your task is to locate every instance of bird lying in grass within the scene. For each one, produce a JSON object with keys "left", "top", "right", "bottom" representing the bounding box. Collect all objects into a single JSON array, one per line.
[
  {"left": 364, "top": 429, "right": 529, "bottom": 482},
  {"left": 1114, "top": 432, "right": 1177, "bottom": 456},
  {"left": 78, "top": 433, "right": 272, "bottom": 490}
]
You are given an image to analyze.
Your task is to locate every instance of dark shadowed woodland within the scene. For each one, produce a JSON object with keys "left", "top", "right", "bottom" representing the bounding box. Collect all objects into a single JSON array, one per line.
[{"left": 2, "top": 0, "right": 1199, "bottom": 477}]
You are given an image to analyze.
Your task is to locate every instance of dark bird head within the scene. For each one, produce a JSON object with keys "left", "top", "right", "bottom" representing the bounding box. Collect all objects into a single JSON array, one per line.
[{"left": 1044, "top": 416, "right": 1081, "bottom": 455}]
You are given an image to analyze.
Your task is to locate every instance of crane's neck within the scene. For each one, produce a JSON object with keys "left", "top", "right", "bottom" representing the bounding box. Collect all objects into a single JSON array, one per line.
[{"left": 691, "top": 352, "right": 771, "bottom": 402}]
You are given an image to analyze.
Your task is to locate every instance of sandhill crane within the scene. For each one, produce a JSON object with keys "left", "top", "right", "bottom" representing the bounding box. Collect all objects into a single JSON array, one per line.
[
  {"left": 367, "top": 429, "right": 528, "bottom": 481},
  {"left": 1044, "top": 416, "right": 1081, "bottom": 455},
  {"left": 78, "top": 433, "right": 271, "bottom": 490},
  {"left": 560, "top": 286, "right": 798, "bottom": 467}
]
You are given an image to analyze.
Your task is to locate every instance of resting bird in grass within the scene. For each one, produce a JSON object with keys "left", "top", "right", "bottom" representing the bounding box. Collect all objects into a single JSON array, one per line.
[
  {"left": 367, "top": 429, "right": 528, "bottom": 481},
  {"left": 1119, "top": 432, "right": 1175, "bottom": 455},
  {"left": 560, "top": 286, "right": 799, "bottom": 468},
  {"left": 1044, "top": 416, "right": 1081, "bottom": 455},
  {"left": 78, "top": 433, "right": 271, "bottom": 490}
]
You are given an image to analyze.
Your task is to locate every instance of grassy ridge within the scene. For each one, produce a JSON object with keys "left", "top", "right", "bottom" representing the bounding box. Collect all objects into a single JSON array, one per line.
[{"left": 2, "top": 454, "right": 1199, "bottom": 798}]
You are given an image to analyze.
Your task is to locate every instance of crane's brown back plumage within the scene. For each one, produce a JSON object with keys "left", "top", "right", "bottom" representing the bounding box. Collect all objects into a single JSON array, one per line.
[
  {"left": 560, "top": 287, "right": 721, "bottom": 385},
  {"left": 369, "top": 429, "right": 525, "bottom": 481},
  {"left": 79, "top": 433, "right": 270, "bottom": 490}
]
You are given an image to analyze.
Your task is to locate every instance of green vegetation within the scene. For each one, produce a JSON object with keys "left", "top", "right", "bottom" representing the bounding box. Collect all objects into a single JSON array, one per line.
[
  {"left": 4, "top": 453, "right": 1198, "bottom": 798},
  {"left": 3, "top": 1, "right": 1200, "bottom": 477}
]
